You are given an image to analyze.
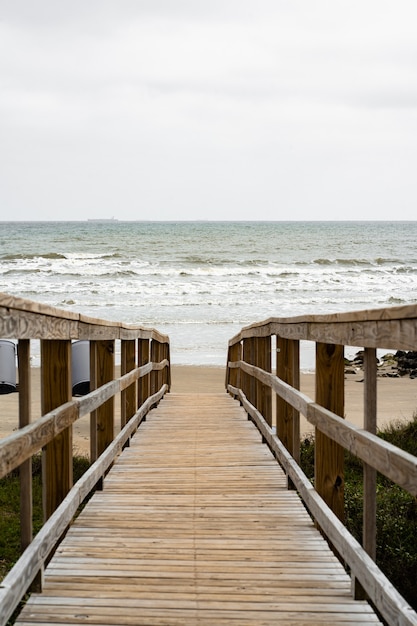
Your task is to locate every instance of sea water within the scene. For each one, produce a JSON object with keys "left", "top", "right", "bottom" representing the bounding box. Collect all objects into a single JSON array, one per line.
[{"left": 1, "top": 221, "right": 416, "bottom": 368}]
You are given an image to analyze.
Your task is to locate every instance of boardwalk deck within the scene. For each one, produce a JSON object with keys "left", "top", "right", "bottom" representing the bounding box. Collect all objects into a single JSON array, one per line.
[{"left": 16, "top": 393, "right": 381, "bottom": 625}]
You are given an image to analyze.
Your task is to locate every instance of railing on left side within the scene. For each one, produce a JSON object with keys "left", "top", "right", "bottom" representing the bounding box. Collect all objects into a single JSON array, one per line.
[
  {"left": 225, "top": 304, "right": 417, "bottom": 626},
  {"left": 0, "top": 292, "right": 170, "bottom": 626}
]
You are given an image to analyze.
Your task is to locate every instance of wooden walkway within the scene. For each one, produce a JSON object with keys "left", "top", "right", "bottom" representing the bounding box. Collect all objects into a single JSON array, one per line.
[{"left": 16, "top": 393, "right": 381, "bottom": 625}]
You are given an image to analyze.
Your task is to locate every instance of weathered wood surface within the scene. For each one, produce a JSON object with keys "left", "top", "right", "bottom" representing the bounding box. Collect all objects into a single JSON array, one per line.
[
  {"left": 232, "top": 386, "right": 417, "bottom": 626},
  {"left": 15, "top": 393, "right": 380, "bottom": 625},
  {"left": 0, "top": 360, "right": 168, "bottom": 479},
  {"left": 229, "top": 361, "right": 417, "bottom": 496},
  {"left": 228, "top": 303, "right": 417, "bottom": 350},
  {"left": 0, "top": 386, "right": 168, "bottom": 626},
  {"left": 41, "top": 339, "right": 73, "bottom": 519},
  {"left": 0, "top": 291, "right": 169, "bottom": 343}
]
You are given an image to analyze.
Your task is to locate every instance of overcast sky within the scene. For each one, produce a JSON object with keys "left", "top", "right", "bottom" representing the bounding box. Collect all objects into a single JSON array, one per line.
[{"left": 1, "top": 1, "right": 417, "bottom": 221}]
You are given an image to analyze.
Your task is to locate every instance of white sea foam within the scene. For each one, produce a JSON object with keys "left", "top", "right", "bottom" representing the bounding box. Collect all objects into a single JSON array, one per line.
[{"left": 1, "top": 220, "right": 416, "bottom": 366}]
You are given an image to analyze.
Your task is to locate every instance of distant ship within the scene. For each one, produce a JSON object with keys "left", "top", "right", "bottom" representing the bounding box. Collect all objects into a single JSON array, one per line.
[{"left": 87, "top": 217, "right": 118, "bottom": 223}]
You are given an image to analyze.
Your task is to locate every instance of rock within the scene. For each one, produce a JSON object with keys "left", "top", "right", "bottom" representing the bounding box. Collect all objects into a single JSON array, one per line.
[{"left": 395, "top": 350, "right": 417, "bottom": 378}]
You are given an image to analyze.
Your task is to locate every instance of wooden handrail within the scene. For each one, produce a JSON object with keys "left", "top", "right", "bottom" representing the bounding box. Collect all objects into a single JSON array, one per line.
[
  {"left": 226, "top": 303, "right": 417, "bottom": 626},
  {"left": 0, "top": 360, "right": 169, "bottom": 479},
  {"left": 0, "top": 385, "right": 168, "bottom": 626},
  {"left": 228, "top": 303, "right": 417, "bottom": 350},
  {"left": 0, "top": 293, "right": 170, "bottom": 626}
]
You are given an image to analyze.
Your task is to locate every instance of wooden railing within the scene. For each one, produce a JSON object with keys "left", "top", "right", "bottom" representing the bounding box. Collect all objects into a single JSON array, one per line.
[
  {"left": 0, "top": 293, "right": 170, "bottom": 625},
  {"left": 226, "top": 304, "right": 417, "bottom": 626}
]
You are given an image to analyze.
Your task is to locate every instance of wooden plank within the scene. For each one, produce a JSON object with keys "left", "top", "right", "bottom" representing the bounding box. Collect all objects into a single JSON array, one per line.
[
  {"left": 14, "top": 392, "right": 381, "bottom": 626},
  {"left": 276, "top": 337, "right": 299, "bottom": 459},
  {"left": 138, "top": 338, "right": 150, "bottom": 406},
  {"left": 120, "top": 340, "right": 136, "bottom": 428},
  {"left": 315, "top": 343, "right": 345, "bottom": 523},
  {"left": 363, "top": 347, "right": 377, "bottom": 559},
  {"left": 228, "top": 304, "right": 417, "bottom": 351},
  {"left": 18, "top": 339, "right": 32, "bottom": 551},
  {"left": 230, "top": 361, "right": 417, "bottom": 496},
  {"left": 91, "top": 340, "right": 115, "bottom": 458},
  {"left": 239, "top": 389, "right": 417, "bottom": 626},
  {"left": 41, "top": 339, "right": 73, "bottom": 520},
  {"left": 0, "top": 386, "right": 168, "bottom": 626}
]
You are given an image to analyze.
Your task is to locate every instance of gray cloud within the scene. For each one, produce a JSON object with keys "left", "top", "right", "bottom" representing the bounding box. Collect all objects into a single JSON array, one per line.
[{"left": 1, "top": 1, "right": 417, "bottom": 220}]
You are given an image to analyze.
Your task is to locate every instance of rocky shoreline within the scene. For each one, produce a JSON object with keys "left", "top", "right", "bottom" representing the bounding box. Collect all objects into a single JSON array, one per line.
[{"left": 345, "top": 350, "right": 417, "bottom": 379}]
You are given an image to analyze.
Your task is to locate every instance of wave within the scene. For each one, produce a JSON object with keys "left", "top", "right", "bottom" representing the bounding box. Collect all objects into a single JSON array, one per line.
[
  {"left": 2, "top": 269, "right": 42, "bottom": 275},
  {"left": 1, "top": 252, "right": 66, "bottom": 261},
  {"left": 303, "top": 257, "right": 415, "bottom": 268}
]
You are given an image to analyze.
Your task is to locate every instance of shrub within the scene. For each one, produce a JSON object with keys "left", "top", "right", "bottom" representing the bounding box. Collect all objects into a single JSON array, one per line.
[{"left": 300, "top": 416, "right": 417, "bottom": 610}]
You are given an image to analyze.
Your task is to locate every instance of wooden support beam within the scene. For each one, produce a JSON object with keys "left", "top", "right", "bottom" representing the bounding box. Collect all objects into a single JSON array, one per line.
[
  {"left": 90, "top": 340, "right": 115, "bottom": 460},
  {"left": 256, "top": 336, "right": 272, "bottom": 426},
  {"left": 315, "top": 342, "right": 345, "bottom": 523},
  {"left": 164, "top": 342, "right": 171, "bottom": 390},
  {"left": 41, "top": 339, "right": 72, "bottom": 521},
  {"left": 138, "top": 338, "right": 150, "bottom": 406},
  {"left": 18, "top": 339, "right": 32, "bottom": 551},
  {"left": 150, "top": 339, "right": 160, "bottom": 396},
  {"left": 353, "top": 346, "right": 378, "bottom": 600},
  {"left": 121, "top": 339, "right": 136, "bottom": 428},
  {"left": 276, "top": 337, "right": 300, "bottom": 460},
  {"left": 363, "top": 347, "right": 377, "bottom": 558},
  {"left": 241, "top": 338, "right": 250, "bottom": 402},
  {"left": 227, "top": 341, "right": 241, "bottom": 391}
]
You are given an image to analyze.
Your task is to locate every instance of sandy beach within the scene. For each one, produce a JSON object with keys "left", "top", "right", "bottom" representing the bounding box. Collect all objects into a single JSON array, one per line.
[{"left": 1, "top": 366, "right": 416, "bottom": 456}]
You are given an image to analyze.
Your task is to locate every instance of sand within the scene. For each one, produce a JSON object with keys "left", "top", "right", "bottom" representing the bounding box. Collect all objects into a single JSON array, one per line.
[{"left": 1, "top": 366, "right": 416, "bottom": 456}]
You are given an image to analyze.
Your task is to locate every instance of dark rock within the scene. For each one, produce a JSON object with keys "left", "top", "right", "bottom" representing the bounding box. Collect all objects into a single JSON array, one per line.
[{"left": 395, "top": 351, "right": 417, "bottom": 378}]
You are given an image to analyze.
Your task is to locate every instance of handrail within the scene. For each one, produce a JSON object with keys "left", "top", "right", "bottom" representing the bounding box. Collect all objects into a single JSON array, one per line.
[
  {"left": 0, "top": 292, "right": 171, "bottom": 626},
  {"left": 0, "top": 385, "right": 168, "bottom": 626},
  {"left": 226, "top": 304, "right": 417, "bottom": 626},
  {"left": 0, "top": 359, "right": 169, "bottom": 479}
]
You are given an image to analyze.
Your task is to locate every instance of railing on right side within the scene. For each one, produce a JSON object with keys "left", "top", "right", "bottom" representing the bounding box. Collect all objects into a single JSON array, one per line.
[{"left": 226, "top": 304, "right": 417, "bottom": 626}]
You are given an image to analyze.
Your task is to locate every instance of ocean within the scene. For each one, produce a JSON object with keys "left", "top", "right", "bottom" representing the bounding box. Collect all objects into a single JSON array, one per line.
[{"left": 1, "top": 221, "right": 416, "bottom": 369}]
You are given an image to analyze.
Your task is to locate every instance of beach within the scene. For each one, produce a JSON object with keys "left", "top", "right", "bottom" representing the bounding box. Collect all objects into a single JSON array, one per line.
[{"left": 1, "top": 366, "right": 416, "bottom": 456}]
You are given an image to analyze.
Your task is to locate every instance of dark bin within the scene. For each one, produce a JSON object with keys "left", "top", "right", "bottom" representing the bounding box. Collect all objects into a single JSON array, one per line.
[
  {"left": 0, "top": 340, "right": 17, "bottom": 394},
  {"left": 71, "top": 340, "right": 90, "bottom": 396}
]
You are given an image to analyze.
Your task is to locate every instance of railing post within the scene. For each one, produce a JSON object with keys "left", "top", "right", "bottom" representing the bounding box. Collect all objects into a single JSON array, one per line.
[
  {"left": 41, "top": 339, "right": 73, "bottom": 521},
  {"left": 150, "top": 339, "right": 160, "bottom": 396},
  {"left": 121, "top": 339, "right": 137, "bottom": 428},
  {"left": 354, "top": 347, "right": 378, "bottom": 599},
  {"left": 90, "top": 340, "right": 115, "bottom": 460},
  {"left": 241, "top": 338, "right": 250, "bottom": 402},
  {"left": 276, "top": 337, "right": 300, "bottom": 463},
  {"left": 164, "top": 341, "right": 171, "bottom": 390},
  {"left": 245, "top": 337, "right": 256, "bottom": 408},
  {"left": 363, "top": 347, "right": 377, "bottom": 557},
  {"left": 227, "top": 341, "right": 241, "bottom": 394},
  {"left": 138, "top": 338, "right": 150, "bottom": 406},
  {"left": 18, "top": 339, "right": 32, "bottom": 551},
  {"left": 256, "top": 336, "right": 272, "bottom": 426},
  {"left": 315, "top": 342, "right": 345, "bottom": 522}
]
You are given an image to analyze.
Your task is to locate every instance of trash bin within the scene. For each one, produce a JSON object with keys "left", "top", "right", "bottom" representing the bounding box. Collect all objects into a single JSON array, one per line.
[
  {"left": 0, "top": 340, "right": 17, "bottom": 394},
  {"left": 71, "top": 340, "right": 90, "bottom": 396}
]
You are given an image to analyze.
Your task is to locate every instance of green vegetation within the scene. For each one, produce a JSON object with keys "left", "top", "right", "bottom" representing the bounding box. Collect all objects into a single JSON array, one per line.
[
  {"left": 0, "top": 454, "right": 90, "bottom": 581},
  {"left": 301, "top": 414, "right": 417, "bottom": 610}
]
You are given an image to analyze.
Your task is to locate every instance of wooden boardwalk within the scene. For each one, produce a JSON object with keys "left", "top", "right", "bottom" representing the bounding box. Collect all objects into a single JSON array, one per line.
[{"left": 16, "top": 392, "right": 381, "bottom": 625}]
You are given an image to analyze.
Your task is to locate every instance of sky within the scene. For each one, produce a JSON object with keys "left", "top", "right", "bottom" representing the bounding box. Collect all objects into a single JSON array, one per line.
[{"left": 1, "top": 1, "right": 417, "bottom": 221}]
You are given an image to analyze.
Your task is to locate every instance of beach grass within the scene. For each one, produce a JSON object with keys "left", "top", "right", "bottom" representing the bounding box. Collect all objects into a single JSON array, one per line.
[
  {"left": 0, "top": 455, "right": 90, "bottom": 582},
  {"left": 301, "top": 413, "right": 417, "bottom": 610}
]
